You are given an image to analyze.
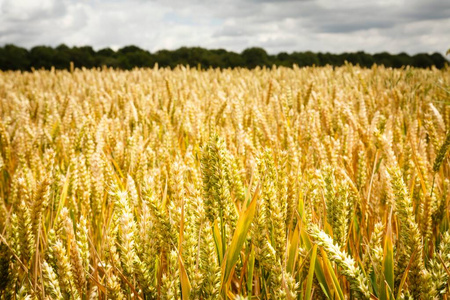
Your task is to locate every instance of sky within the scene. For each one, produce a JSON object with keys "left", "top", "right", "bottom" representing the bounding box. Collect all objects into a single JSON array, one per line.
[{"left": 0, "top": 0, "right": 449, "bottom": 55}]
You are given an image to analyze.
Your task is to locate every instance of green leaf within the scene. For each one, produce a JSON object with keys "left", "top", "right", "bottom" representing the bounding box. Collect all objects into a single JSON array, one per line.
[
  {"left": 301, "top": 226, "right": 332, "bottom": 298},
  {"left": 221, "top": 185, "right": 259, "bottom": 290},
  {"left": 305, "top": 245, "right": 318, "bottom": 300}
]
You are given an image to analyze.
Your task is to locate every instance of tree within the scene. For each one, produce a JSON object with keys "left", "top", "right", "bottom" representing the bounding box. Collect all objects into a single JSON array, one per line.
[
  {"left": 95, "top": 48, "right": 118, "bottom": 68},
  {"left": 0, "top": 44, "right": 448, "bottom": 71},
  {"left": 241, "top": 47, "right": 271, "bottom": 68},
  {"left": 412, "top": 53, "right": 434, "bottom": 68},
  {"left": 54, "top": 44, "right": 72, "bottom": 69},
  {"left": 0, "top": 44, "right": 30, "bottom": 70},
  {"left": 355, "top": 51, "right": 374, "bottom": 68},
  {"left": 118, "top": 45, "right": 144, "bottom": 55},
  {"left": 290, "top": 51, "right": 320, "bottom": 67},
  {"left": 429, "top": 53, "right": 447, "bottom": 69},
  {"left": 391, "top": 53, "right": 412, "bottom": 68},
  {"left": 29, "top": 46, "right": 56, "bottom": 70},
  {"left": 69, "top": 46, "right": 95, "bottom": 68},
  {"left": 373, "top": 52, "right": 394, "bottom": 68}
]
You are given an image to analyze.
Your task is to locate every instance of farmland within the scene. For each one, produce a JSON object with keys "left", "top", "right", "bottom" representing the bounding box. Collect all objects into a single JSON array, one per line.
[{"left": 0, "top": 65, "right": 449, "bottom": 299}]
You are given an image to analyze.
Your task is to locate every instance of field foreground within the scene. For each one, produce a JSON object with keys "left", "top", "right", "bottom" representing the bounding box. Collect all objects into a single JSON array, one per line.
[{"left": 0, "top": 65, "right": 449, "bottom": 299}]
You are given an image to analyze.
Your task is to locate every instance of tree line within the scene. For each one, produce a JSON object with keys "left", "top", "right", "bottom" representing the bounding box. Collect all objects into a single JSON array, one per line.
[{"left": 0, "top": 44, "right": 448, "bottom": 71}]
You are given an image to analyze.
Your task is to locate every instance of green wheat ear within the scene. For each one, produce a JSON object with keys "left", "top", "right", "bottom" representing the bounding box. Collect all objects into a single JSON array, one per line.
[
  {"left": 309, "top": 224, "right": 371, "bottom": 299},
  {"left": 42, "top": 260, "right": 64, "bottom": 299},
  {"left": 433, "top": 130, "right": 450, "bottom": 172},
  {"left": 429, "top": 231, "right": 450, "bottom": 296}
]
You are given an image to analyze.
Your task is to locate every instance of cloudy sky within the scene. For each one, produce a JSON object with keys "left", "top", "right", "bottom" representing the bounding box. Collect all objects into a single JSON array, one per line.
[{"left": 0, "top": 0, "right": 449, "bottom": 55}]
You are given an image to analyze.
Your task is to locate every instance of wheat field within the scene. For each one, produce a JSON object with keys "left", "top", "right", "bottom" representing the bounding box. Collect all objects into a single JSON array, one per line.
[{"left": 0, "top": 65, "right": 449, "bottom": 299}]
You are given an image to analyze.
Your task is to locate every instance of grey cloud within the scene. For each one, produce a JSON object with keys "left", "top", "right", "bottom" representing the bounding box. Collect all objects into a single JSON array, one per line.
[
  {"left": 310, "top": 0, "right": 449, "bottom": 33},
  {"left": 249, "top": 0, "right": 313, "bottom": 3},
  {"left": 1, "top": 0, "right": 67, "bottom": 21},
  {"left": 210, "top": 0, "right": 449, "bottom": 35},
  {"left": 404, "top": 1, "right": 450, "bottom": 20},
  {"left": 0, "top": 0, "right": 448, "bottom": 55}
]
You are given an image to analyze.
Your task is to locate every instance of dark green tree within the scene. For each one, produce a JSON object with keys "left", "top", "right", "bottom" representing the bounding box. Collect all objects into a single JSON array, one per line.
[
  {"left": 412, "top": 53, "right": 434, "bottom": 68},
  {"left": 0, "top": 44, "right": 30, "bottom": 70},
  {"left": 241, "top": 47, "right": 271, "bottom": 68},
  {"left": 69, "top": 46, "right": 95, "bottom": 68},
  {"left": 29, "top": 46, "right": 56, "bottom": 69},
  {"left": 96, "top": 47, "right": 119, "bottom": 68},
  {"left": 429, "top": 52, "right": 447, "bottom": 69},
  {"left": 54, "top": 44, "right": 72, "bottom": 69},
  {"left": 0, "top": 44, "right": 448, "bottom": 71}
]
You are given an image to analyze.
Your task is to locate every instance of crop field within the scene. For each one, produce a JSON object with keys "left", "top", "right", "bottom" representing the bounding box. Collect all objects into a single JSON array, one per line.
[{"left": 0, "top": 65, "right": 449, "bottom": 299}]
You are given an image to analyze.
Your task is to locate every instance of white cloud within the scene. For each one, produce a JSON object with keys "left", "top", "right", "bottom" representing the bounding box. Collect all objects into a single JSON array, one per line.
[
  {"left": 1, "top": 0, "right": 62, "bottom": 20},
  {"left": 0, "top": 0, "right": 448, "bottom": 55}
]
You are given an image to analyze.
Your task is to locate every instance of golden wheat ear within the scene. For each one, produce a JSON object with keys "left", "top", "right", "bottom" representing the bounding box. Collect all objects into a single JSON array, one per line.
[{"left": 1, "top": 65, "right": 449, "bottom": 298}]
